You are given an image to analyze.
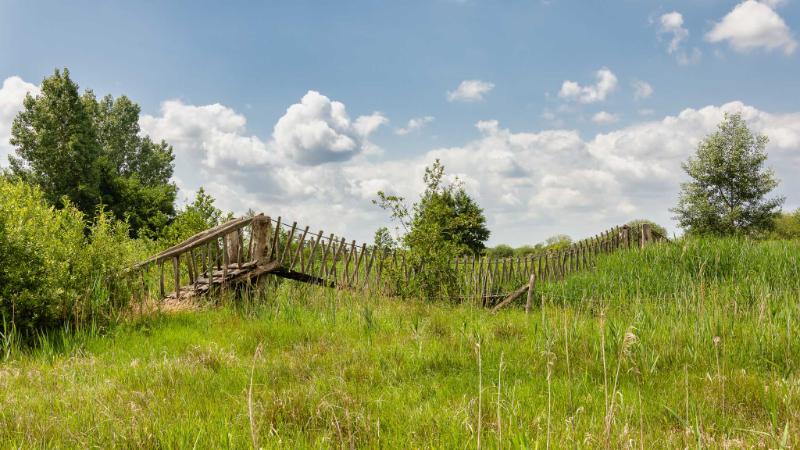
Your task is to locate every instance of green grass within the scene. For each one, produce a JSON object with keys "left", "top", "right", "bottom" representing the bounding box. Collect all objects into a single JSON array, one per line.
[{"left": 1, "top": 238, "right": 799, "bottom": 448}]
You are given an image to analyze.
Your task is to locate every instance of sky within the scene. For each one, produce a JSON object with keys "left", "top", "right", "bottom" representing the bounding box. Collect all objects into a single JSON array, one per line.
[{"left": 1, "top": 0, "right": 799, "bottom": 245}]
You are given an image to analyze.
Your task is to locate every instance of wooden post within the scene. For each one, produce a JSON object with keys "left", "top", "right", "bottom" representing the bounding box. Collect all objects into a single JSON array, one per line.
[
  {"left": 290, "top": 226, "right": 309, "bottom": 271},
  {"left": 280, "top": 222, "right": 297, "bottom": 264},
  {"left": 159, "top": 260, "right": 165, "bottom": 298},
  {"left": 173, "top": 256, "right": 181, "bottom": 298},
  {"left": 250, "top": 215, "right": 270, "bottom": 263},
  {"left": 269, "top": 216, "right": 282, "bottom": 261},
  {"left": 524, "top": 274, "right": 536, "bottom": 314},
  {"left": 221, "top": 237, "right": 229, "bottom": 281},
  {"left": 304, "top": 230, "right": 323, "bottom": 273}
]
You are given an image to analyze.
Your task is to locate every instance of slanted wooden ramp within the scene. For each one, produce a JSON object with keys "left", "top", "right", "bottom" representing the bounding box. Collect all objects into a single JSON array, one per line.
[{"left": 130, "top": 214, "right": 388, "bottom": 301}]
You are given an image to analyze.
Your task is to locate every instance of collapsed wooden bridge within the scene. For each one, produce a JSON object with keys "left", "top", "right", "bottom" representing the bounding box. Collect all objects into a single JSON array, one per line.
[{"left": 130, "top": 213, "right": 662, "bottom": 308}]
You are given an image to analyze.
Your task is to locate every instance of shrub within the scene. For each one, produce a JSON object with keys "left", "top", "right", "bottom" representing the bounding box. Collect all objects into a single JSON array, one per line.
[
  {"left": 770, "top": 209, "right": 800, "bottom": 239},
  {"left": 0, "top": 179, "right": 142, "bottom": 336}
]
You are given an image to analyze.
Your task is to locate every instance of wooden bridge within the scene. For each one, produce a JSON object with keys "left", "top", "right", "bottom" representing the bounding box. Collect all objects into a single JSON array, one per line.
[{"left": 130, "top": 213, "right": 661, "bottom": 308}]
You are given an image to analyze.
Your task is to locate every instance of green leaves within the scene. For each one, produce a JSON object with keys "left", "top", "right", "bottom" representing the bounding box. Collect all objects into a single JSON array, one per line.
[
  {"left": 8, "top": 68, "right": 177, "bottom": 238},
  {"left": 672, "top": 113, "right": 784, "bottom": 236}
]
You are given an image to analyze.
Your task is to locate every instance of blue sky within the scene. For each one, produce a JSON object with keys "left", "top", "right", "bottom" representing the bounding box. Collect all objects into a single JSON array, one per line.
[{"left": 1, "top": 0, "right": 799, "bottom": 245}]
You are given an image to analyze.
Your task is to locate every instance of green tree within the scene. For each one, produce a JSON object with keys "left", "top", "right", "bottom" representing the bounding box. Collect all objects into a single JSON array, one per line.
[
  {"left": 9, "top": 68, "right": 176, "bottom": 237},
  {"left": 374, "top": 159, "right": 490, "bottom": 299},
  {"left": 159, "top": 187, "right": 224, "bottom": 245},
  {"left": 9, "top": 69, "right": 102, "bottom": 215},
  {"left": 672, "top": 113, "right": 783, "bottom": 236},
  {"left": 373, "top": 226, "right": 396, "bottom": 249}
]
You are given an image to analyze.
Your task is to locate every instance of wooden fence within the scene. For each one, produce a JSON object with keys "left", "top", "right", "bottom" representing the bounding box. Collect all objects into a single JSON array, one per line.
[{"left": 130, "top": 214, "right": 664, "bottom": 307}]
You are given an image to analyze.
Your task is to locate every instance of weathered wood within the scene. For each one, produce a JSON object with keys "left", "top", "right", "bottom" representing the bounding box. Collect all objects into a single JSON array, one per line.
[
  {"left": 280, "top": 222, "right": 297, "bottom": 264},
  {"left": 317, "top": 234, "right": 334, "bottom": 279},
  {"left": 351, "top": 242, "right": 366, "bottom": 286},
  {"left": 250, "top": 215, "right": 270, "bottom": 262},
  {"left": 304, "top": 230, "right": 323, "bottom": 273},
  {"left": 524, "top": 274, "right": 536, "bottom": 314},
  {"left": 491, "top": 280, "right": 531, "bottom": 313},
  {"left": 173, "top": 256, "right": 181, "bottom": 298},
  {"left": 221, "top": 236, "right": 229, "bottom": 281},
  {"left": 290, "top": 226, "right": 309, "bottom": 271},
  {"left": 159, "top": 261, "right": 165, "bottom": 298},
  {"left": 270, "top": 216, "right": 282, "bottom": 261}
]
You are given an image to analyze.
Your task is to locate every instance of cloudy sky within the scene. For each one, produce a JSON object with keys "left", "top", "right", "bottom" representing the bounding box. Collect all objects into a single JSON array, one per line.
[{"left": 1, "top": 0, "right": 799, "bottom": 245}]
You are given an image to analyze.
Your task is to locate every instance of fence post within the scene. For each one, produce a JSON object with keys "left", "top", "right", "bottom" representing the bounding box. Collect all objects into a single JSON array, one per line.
[
  {"left": 640, "top": 223, "right": 651, "bottom": 248},
  {"left": 524, "top": 274, "right": 536, "bottom": 314}
]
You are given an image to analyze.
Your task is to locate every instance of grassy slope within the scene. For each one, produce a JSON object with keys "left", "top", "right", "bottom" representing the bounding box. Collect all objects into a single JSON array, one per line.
[{"left": 1, "top": 238, "right": 799, "bottom": 448}]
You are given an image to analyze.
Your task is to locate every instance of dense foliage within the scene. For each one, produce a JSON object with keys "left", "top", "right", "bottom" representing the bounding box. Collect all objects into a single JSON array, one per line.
[
  {"left": 375, "top": 159, "right": 489, "bottom": 298},
  {"left": 672, "top": 113, "right": 783, "bottom": 236},
  {"left": 158, "top": 187, "right": 225, "bottom": 246},
  {"left": 9, "top": 68, "right": 176, "bottom": 237},
  {"left": 0, "top": 178, "right": 144, "bottom": 335}
]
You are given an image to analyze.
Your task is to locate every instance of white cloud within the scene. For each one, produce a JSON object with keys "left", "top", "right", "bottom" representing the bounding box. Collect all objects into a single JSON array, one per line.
[
  {"left": 632, "top": 80, "right": 654, "bottom": 100},
  {"left": 657, "top": 11, "right": 702, "bottom": 65},
  {"left": 4, "top": 75, "right": 800, "bottom": 246},
  {"left": 592, "top": 111, "right": 620, "bottom": 124},
  {"left": 0, "top": 76, "right": 40, "bottom": 164},
  {"left": 558, "top": 68, "right": 617, "bottom": 104},
  {"left": 273, "top": 90, "right": 387, "bottom": 165},
  {"left": 447, "top": 80, "right": 495, "bottom": 102},
  {"left": 140, "top": 100, "right": 271, "bottom": 169},
  {"left": 706, "top": 0, "right": 797, "bottom": 55},
  {"left": 395, "top": 116, "right": 435, "bottom": 135}
]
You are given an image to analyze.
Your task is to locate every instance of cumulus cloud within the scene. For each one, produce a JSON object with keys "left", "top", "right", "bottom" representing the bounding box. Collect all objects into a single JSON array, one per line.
[
  {"left": 140, "top": 100, "right": 271, "bottom": 169},
  {"left": 657, "top": 11, "right": 702, "bottom": 64},
  {"left": 273, "top": 90, "right": 387, "bottom": 165},
  {"left": 4, "top": 75, "right": 800, "bottom": 245},
  {"left": 395, "top": 116, "right": 435, "bottom": 135},
  {"left": 447, "top": 80, "right": 495, "bottom": 102},
  {"left": 632, "top": 80, "right": 654, "bottom": 100},
  {"left": 591, "top": 111, "right": 620, "bottom": 124},
  {"left": 706, "top": 0, "right": 797, "bottom": 55},
  {"left": 0, "top": 76, "right": 40, "bottom": 163},
  {"left": 558, "top": 68, "right": 617, "bottom": 104}
]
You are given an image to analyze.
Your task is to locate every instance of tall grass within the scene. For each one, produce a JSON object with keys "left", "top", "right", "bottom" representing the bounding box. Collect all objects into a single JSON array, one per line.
[{"left": 0, "top": 237, "right": 798, "bottom": 447}]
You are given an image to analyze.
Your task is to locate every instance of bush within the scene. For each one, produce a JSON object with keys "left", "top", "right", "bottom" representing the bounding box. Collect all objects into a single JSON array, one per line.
[
  {"left": 0, "top": 179, "right": 143, "bottom": 336},
  {"left": 770, "top": 209, "right": 800, "bottom": 239}
]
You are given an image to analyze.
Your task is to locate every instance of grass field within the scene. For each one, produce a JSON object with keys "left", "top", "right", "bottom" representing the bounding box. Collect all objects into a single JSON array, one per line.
[{"left": 1, "top": 238, "right": 798, "bottom": 448}]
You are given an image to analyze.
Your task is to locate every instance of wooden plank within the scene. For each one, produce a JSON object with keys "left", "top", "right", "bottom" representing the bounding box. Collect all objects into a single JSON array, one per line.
[
  {"left": 351, "top": 242, "right": 366, "bottom": 286},
  {"left": 159, "top": 261, "right": 165, "bottom": 298},
  {"left": 304, "top": 230, "right": 323, "bottom": 273},
  {"left": 491, "top": 279, "right": 531, "bottom": 313},
  {"left": 173, "top": 256, "right": 181, "bottom": 298},
  {"left": 270, "top": 216, "right": 282, "bottom": 261},
  {"left": 524, "top": 274, "right": 536, "bottom": 314},
  {"left": 290, "top": 226, "right": 309, "bottom": 271},
  {"left": 280, "top": 222, "right": 297, "bottom": 265},
  {"left": 222, "top": 236, "right": 229, "bottom": 281}
]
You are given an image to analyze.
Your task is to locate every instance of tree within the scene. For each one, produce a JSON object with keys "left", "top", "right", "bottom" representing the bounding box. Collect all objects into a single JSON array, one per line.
[
  {"left": 376, "top": 159, "right": 490, "bottom": 255},
  {"left": 374, "top": 160, "right": 490, "bottom": 299},
  {"left": 9, "top": 68, "right": 176, "bottom": 237},
  {"left": 9, "top": 69, "right": 102, "bottom": 215},
  {"left": 672, "top": 113, "right": 783, "bottom": 236},
  {"left": 159, "top": 187, "right": 224, "bottom": 245},
  {"left": 373, "top": 226, "right": 396, "bottom": 249}
]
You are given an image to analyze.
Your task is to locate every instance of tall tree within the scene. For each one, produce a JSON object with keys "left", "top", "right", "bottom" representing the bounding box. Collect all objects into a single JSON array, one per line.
[
  {"left": 672, "top": 113, "right": 783, "bottom": 236},
  {"left": 9, "top": 69, "right": 102, "bottom": 215},
  {"left": 9, "top": 68, "right": 177, "bottom": 236}
]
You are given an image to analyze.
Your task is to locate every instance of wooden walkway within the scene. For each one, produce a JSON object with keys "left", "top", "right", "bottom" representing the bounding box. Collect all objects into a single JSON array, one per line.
[{"left": 129, "top": 214, "right": 662, "bottom": 306}]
